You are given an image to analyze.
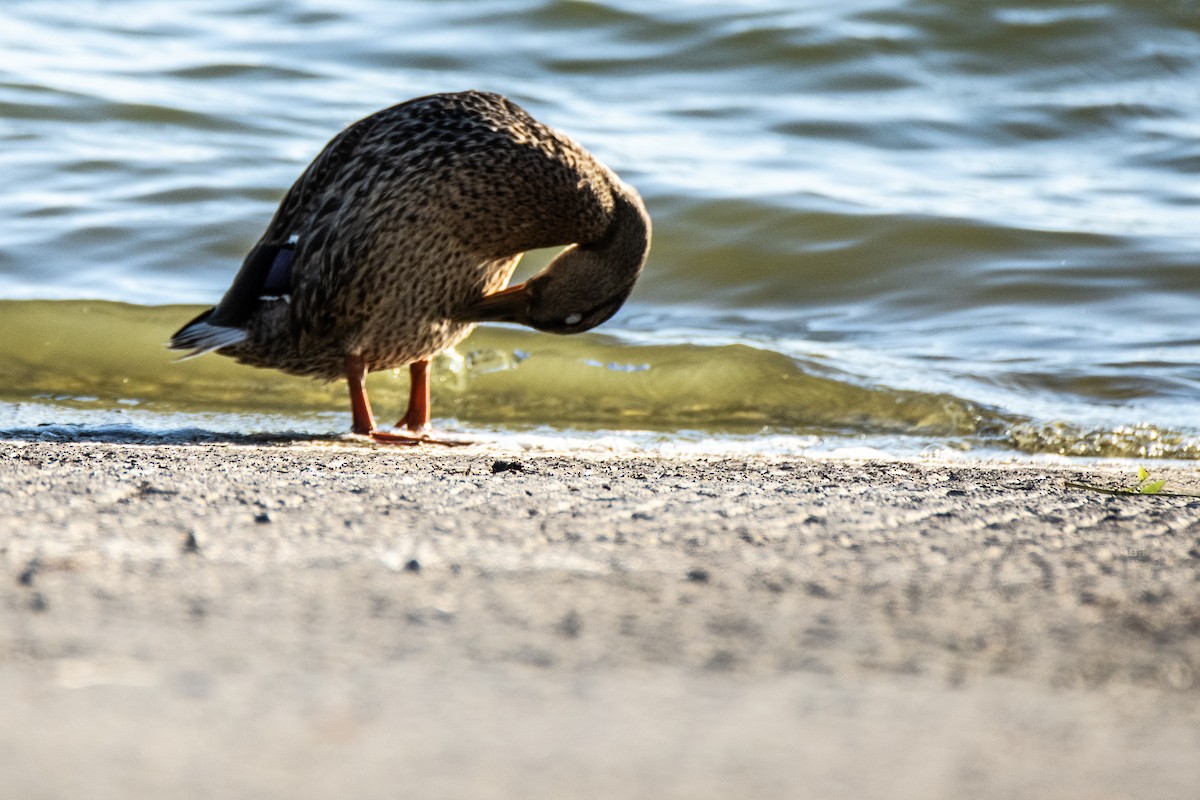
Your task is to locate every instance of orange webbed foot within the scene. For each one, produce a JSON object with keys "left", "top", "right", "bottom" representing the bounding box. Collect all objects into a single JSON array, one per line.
[{"left": 372, "top": 428, "right": 473, "bottom": 447}]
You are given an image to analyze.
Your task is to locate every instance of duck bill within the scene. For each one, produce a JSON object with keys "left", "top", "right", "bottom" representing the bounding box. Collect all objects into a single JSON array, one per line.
[{"left": 454, "top": 282, "right": 533, "bottom": 324}]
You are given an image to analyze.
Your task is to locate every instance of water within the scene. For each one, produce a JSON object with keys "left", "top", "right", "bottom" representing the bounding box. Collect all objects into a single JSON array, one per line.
[{"left": 1, "top": 0, "right": 1198, "bottom": 458}]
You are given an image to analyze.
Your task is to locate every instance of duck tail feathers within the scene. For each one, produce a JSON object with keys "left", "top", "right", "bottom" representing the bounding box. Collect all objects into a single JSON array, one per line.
[{"left": 167, "top": 310, "right": 247, "bottom": 360}]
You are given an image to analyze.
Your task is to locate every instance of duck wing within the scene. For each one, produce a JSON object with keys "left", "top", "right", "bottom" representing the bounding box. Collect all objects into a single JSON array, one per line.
[
  {"left": 217, "top": 118, "right": 381, "bottom": 328},
  {"left": 167, "top": 117, "right": 380, "bottom": 355}
]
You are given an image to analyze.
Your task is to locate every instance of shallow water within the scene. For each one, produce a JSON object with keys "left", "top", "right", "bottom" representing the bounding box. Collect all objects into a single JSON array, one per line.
[{"left": 1, "top": 1, "right": 1198, "bottom": 457}]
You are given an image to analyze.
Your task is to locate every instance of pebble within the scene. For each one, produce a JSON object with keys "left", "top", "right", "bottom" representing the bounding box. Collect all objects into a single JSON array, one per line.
[{"left": 17, "top": 558, "right": 40, "bottom": 587}]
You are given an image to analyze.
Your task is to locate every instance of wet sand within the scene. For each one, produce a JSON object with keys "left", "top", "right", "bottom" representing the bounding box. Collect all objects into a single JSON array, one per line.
[{"left": 2, "top": 437, "right": 1200, "bottom": 799}]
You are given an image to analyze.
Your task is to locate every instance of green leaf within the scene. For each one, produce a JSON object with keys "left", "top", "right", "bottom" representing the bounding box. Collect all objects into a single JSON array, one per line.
[
  {"left": 1137, "top": 466, "right": 1150, "bottom": 483},
  {"left": 1065, "top": 479, "right": 1200, "bottom": 498}
]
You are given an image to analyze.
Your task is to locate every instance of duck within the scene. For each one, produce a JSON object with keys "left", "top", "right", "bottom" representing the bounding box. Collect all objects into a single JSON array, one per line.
[{"left": 169, "top": 91, "right": 651, "bottom": 444}]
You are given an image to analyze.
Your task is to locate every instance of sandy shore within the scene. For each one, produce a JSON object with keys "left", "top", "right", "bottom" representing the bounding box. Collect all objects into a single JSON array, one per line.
[{"left": 2, "top": 436, "right": 1200, "bottom": 799}]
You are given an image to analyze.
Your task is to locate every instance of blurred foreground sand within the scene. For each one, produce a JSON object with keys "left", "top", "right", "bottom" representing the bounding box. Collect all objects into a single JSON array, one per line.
[{"left": 2, "top": 439, "right": 1199, "bottom": 799}]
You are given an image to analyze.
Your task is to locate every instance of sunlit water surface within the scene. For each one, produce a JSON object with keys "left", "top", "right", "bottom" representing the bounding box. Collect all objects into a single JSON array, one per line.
[{"left": 1, "top": 1, "right": 1198, "bottom": 458}]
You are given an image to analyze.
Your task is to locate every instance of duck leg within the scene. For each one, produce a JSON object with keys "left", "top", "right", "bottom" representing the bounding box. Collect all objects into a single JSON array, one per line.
[
  {"left": 396, "top": 360, "right": 431, "bottom": 433},
  {"left": 344, "top": 355, "right": 468, "bottom": 446},
  {"left": 346, "top": 353, "right": 380, "bottom": 435},
  {"left": 345, "top": 354, "right": 421, "bottom": 445},
  {"left": 392, "top": 359, "right": 472, "bottom": 447}
]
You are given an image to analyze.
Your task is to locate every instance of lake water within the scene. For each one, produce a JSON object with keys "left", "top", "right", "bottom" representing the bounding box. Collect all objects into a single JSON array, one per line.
[{"left": 1, "top": 0, "right": 1198, "bottom": 458}]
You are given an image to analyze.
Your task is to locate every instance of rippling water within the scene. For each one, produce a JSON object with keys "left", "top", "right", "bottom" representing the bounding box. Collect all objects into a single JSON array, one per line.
[{"left": 1, "top": 1, "right": 1198, "bottom": 457}]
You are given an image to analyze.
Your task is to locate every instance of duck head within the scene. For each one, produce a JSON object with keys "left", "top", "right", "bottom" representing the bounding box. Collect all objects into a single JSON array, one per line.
[{"left": 455, "top": 188, "right": 650, "bottom": 335}]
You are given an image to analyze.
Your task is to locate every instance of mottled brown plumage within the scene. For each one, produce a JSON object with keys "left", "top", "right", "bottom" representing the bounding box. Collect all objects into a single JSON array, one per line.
[{"left": 170, "top": 91, "right": 650, "bottom": 441}]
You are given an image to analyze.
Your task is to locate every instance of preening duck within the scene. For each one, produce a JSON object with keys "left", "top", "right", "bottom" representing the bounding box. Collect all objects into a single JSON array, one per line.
[{"left": 170, "top": 90, "right": 650, "bottom": 443}]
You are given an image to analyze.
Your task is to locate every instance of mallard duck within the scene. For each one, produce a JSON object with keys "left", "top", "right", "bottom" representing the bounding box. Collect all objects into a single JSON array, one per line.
[{"left": 169, "top": 91, "right": 650, "bottom": 443}]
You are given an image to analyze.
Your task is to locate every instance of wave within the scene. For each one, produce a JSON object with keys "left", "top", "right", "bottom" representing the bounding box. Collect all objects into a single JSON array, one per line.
[{"left": 1, "top": 300, "right": 1196, "bottom": 459}]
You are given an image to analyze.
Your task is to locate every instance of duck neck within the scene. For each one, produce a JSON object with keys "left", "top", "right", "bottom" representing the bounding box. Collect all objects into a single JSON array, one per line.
[{"left": 567, "top": 182, "right": 652, "bottom": 293}]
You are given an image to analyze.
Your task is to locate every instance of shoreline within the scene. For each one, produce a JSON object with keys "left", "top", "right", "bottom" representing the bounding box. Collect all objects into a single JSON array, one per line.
[
  {"left": 3, "top": 439, "right": 1200, "bottom": 798},
  {"left": 4, "top": 413, "right": 1198, "bottom": 467}
]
